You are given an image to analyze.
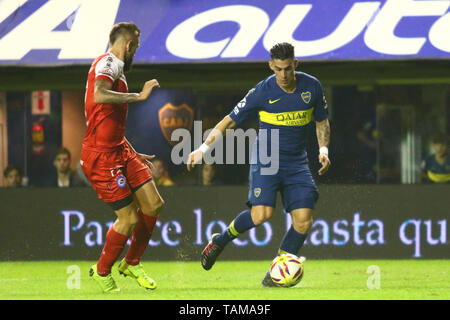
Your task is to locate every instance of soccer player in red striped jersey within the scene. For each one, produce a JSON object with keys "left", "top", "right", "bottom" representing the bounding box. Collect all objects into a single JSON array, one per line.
[{"left": 81, "top": 22, "right": 164, "bottom": 293}]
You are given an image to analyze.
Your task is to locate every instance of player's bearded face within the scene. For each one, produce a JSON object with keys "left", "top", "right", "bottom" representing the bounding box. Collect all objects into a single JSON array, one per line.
[
  {"left": 124, "top": 39, "right": 138, "bottom": 72},
  {"left": 123, "top": 53, "right": 133, "bottom": 72},
  {"left": 124, "top": 52, "right": 134, "bottom": 72}
]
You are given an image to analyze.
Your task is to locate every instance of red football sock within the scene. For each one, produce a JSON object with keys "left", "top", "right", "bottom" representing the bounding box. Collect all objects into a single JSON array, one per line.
[
  {"left": 142, "top": 211, "right": 158, "bottom": 234},
  {"left": 97, "top": 226, "right": 129, "bottom": 276},
  {"left": 125, "top": 209, "right": 158, "bottom": 266}
]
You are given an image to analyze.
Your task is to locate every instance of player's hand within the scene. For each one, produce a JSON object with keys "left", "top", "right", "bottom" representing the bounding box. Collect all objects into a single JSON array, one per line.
[
  {"left": 187, "top": 149, "right": 204, "bottom": 171},
  {"left": 137, "top": 79, "right": 160, "bottom": 101},
  {"left": 318, "top": 153, "right": 331, "bottom": 176},
  {"left": 138, "top": 153, "right": 156, "bottom": 171}
]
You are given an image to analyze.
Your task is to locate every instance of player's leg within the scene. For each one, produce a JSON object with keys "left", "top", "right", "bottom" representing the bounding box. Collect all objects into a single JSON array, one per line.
[
  {"left": 279, "top": 208, "right": 313, "bottom": 256},
  {"left": 278, "top": 165, "right": 317, "bottom": 257},
  {"left": 123, "top": 180, "right": 164, "bottom": 266},
  {"left": 213, "top": 205, "right": 274, "bottom": 248},
  {"left": 215, "top": 163, "right": 279, "bottom": 248},
  {"left": 118, "top": 153, "right": 164, "bottom": 289},
  {"left": 202, "top": 164, "right": 279, "bottom": 270},
  {"left": 97, "top": 199, "right": 140, "bottom": 274},
  {"left": 133, "top": 178, "right": 164, "bottom": 226},
  {"left": 90, "top": 197, "right": 139, "bottom": 293},
  {"left": 262, "top": 208, "right": 313, "bottom": 288},
  {"left": 262, "top": 166, "right": 317, "bottom": 287},
  {"left": 81, "top": 148, "right": 140, "bottom": 292},
  {"left": 122, "top": 151, "right": 164, "bottom": 262},
  {"left": 202, "top": 205, "right": 274, "bottom": 271}
]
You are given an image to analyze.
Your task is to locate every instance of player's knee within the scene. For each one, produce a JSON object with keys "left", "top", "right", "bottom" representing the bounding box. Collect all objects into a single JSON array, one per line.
[
  {"left": 292, "top": 217, "right": 313, "bottom": 234},
  {"left": 125, "top": 213, "right": 139, "bottom": 229},
  {"left": 115, "top": 214, "right": 139, "bottom": 235},
  {"left": 251, "top": 207, "right": 273, "bottom": 225},
  {"left": 140, "top": 198, "right": 165, "bottom": 217},
  {"left": 153, "top": 198, "right": 165, "bottom": 215}
]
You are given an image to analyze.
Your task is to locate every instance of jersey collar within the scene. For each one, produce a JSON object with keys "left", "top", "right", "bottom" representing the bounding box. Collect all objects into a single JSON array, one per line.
[{"left": 108, "top": 51, "right": 125, "bottom": 69}]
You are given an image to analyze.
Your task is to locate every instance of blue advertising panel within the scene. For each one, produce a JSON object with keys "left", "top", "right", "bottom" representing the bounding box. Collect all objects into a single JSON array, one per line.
[
  {"left": 0, "top": 0, "right": 449, "bottom": 65},
  {"left": 0, "top": 185, "right": 448, "bottom": 260}
]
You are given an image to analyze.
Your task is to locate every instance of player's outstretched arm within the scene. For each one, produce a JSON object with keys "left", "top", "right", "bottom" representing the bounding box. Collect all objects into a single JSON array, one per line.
[
  {"left": 186, "top": 115, "right": 236, "bottom": 171},
  {"left": 316, "top": 118, "right": 331, "bottom": 176},
  {"left": 94, "top": 79, "right": 160, "bottom": 104}
]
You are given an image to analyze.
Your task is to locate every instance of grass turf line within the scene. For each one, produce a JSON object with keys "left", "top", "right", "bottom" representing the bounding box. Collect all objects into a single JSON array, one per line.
[{"left": 0, "top": 260, "right": 448, "bottom": 300}]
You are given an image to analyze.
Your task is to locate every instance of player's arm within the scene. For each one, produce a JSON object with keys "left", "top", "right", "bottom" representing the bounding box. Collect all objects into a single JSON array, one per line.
[
  {"left": 94, "top": 79, "right": 160, "bottom": 104},
  {"left": 316, "top": 118, "right": 331, "bottom": 176},
  {"left": 186, "top": 115, "right": 236, "bottom": 171},
  {"left": 186, "top": 85, "right": 259, "bottom": 171}
]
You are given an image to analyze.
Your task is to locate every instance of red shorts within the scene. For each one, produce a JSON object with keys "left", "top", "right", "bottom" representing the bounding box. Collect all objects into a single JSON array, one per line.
[{"left": 81, "top": 143, "right": 152, "bottom": 204}]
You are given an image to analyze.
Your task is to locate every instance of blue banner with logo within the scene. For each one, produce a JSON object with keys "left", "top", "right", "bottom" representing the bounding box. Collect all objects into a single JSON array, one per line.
[
  {"left": 125, "top": 88, "right": 195, "bottom": 176},
  {"left": 0, "top": 0, "right": 449, "bottom": 65}
]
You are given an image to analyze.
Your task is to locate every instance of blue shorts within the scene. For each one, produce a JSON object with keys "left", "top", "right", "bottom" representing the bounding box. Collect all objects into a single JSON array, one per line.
[{"left": 247, "top": 164, "right": 319, "bottom": 212}]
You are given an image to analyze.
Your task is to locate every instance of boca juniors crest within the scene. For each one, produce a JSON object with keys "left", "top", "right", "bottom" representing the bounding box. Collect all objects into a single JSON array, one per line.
[
  {"left": 158, "top": 103, "right": 194, "bottom": 145},
  {"left": 301, "top": 91, "right": 311, "bottom": 104}
]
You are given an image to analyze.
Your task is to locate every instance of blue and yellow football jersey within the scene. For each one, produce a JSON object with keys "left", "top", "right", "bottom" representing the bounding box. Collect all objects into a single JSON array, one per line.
[
  {"left": 229, "top": 71, "right": 328, "bottom": 167},
  {"left": 422, "top": 155, "right": 450, "bottom": 183}
]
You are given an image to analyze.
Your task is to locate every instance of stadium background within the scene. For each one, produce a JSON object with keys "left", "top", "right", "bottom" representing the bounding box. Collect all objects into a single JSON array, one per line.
[{"left": 0, "top": 0, "right": 449, "bottom": 263}]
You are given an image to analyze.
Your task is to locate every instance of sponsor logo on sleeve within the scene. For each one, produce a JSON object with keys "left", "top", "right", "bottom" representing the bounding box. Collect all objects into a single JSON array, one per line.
[
  {"left": 237, "top": 97, "right": 247, "bottom": 109},
  {"left": 98, "top": 68, "right": 114, "bottom": 76}
]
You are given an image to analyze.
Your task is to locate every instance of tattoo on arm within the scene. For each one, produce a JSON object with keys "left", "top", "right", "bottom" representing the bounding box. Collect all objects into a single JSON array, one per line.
[{"left": 316, "top": 119, "right": 330, "bottom": 148}]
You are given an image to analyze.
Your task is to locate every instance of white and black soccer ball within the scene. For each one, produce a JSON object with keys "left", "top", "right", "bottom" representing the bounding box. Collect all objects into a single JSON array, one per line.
[{"left": 269, "top": 253, "right": 304, "bottom": 287}]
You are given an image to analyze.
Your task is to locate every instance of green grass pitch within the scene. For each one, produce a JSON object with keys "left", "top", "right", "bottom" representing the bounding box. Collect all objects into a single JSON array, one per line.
[{"left": 0, "top": 260, "right": 448, "bottom": 300}]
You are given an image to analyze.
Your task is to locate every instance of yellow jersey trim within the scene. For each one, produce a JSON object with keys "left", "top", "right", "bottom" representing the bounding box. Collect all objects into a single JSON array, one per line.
[
  {"left": 259, "top": 108, "right": 314, "bottom": 127},
  {"left": 427, "top": 171, "right": 450, "bottom": 183}
]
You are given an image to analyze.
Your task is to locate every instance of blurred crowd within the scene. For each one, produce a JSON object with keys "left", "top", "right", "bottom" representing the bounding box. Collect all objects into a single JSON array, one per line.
[
  {"left": 2, "top": 147, "right": 228, "bottom": 188},
  {"left": 3, "top": 131, "right": 448, "bottom": 188}
]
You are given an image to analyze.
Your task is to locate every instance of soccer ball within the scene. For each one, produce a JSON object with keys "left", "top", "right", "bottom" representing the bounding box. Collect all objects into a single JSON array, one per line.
[{"left": 269, "top": 253, "right": 304, "bottom": 287}]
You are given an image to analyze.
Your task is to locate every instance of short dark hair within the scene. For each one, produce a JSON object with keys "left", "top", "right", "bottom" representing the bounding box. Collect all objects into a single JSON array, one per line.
[
  {"left": 270, "top": 42, "right": 295, "bottom": 60},
  {"left": 3, "top": 164, "right": 20, "bottom": 178},
  {"left": 55, "top": 147, "right": 71, "bottom": 160},
  {"left": 432, "top": 133, "right": 448, "bottom": 145},
  {"left": 109, "top": 22, "right": 140, "bottom": 45}
]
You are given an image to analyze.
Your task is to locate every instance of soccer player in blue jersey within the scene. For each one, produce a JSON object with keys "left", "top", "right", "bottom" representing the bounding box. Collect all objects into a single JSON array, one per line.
[{"left": 186, "top": 42, "right": 331, "bottom": 286}]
